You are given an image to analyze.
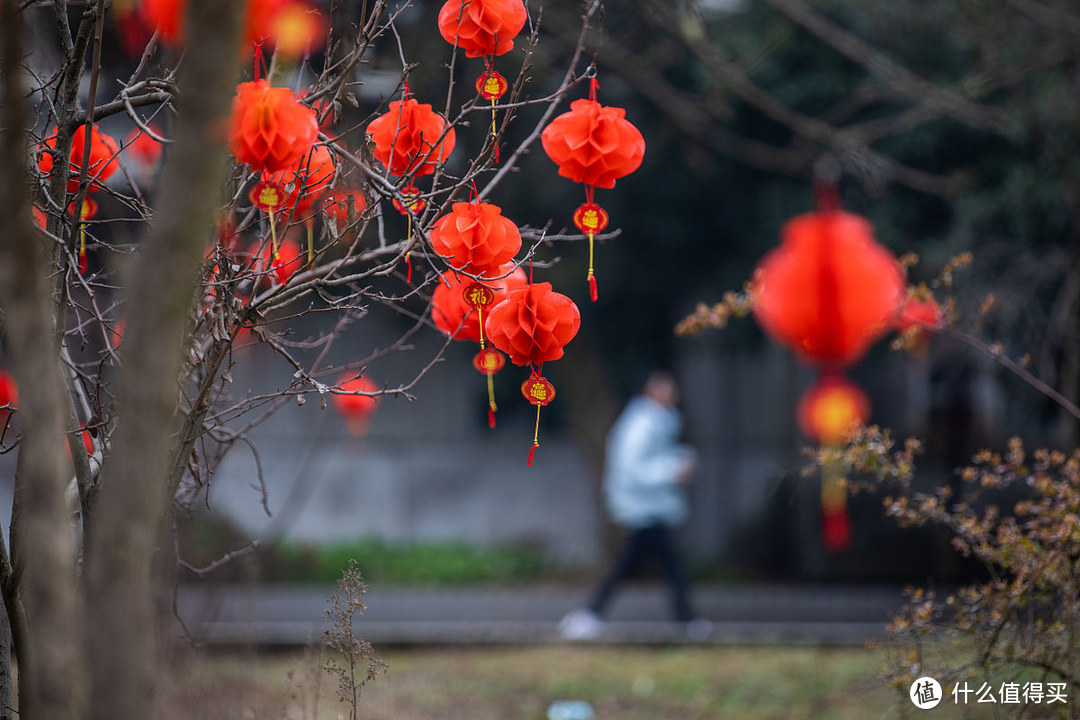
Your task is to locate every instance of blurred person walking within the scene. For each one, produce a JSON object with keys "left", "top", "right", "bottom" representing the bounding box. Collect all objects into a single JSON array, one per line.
[{"left": 559, "top": 371, "right": 710, "bottom": 641}]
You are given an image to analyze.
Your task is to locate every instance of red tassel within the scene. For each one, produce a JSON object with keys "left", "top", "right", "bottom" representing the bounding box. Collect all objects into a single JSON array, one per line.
[
  {"left": 78, "top": 249, "right": 87, "bottom": 275},
  {"left": 588, "top": 275, "right": 598, "bottom": 302},
  {"left": 493, "top": 142, "right": 500, "bottom": 164},
  {"left": 488, "top": 407, "right": 496, "bottom": 429},
  {"left": 527, "top": 443, "right": 537, "bottom": 467},
  {"left": 822, "top": 507, "right": 852, "bottom": 552},
  {"left": 406, "top": 253, "right": 412, "bottom": 284}
]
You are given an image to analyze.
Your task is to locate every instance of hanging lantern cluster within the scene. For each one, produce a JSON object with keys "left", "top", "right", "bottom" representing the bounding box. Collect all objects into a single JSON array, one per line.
[
  {"left": 438, "top": 0, "right": 527, "bottom": 162},
  {"left": 432, "top": 265, "right": 527, "bottom": 427},
  {"left": 37, "top": 124, "right": 121, "bottom": 274},
  {"left": 541, "top": 78, "right": 645, "bottom": 301},
  {"left": 751, "top": 204, "right": 905, "bottom": 552}
]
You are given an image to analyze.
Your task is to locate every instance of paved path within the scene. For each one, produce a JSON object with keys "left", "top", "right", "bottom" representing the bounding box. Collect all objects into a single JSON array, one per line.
[{"left": 176, "top": 584, "right": 908, "bottom": 646}]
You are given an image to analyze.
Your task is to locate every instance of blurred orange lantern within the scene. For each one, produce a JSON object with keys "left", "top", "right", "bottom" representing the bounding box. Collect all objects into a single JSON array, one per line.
[
  {"left": 437, "top": 0, "right": 527, "bottom": 58},
  {"left": 265, "top": 0, "right": 326, "bottom": 58},
  {"left": 332, "top": 374, "right": 380, "bottom": 436},
  {"left": 366, "top": 98, "right": 456, "bottom": 178},
  {"left": 430, "top": 200, "right": 522, "bottom": 278},
  {"left": 752, "top": 210, "right": 904, "bottom": 368},
  {"left": 797, "top": 374, "right": 870, "bottom": 446},
  {"left": 541, "top": 79, "right": 644, "bottom": 301},
  {"left": 38, "top": 125, "right": 120, "bottom": 192},
  {"left": 229, "top": 80, "right": 319, "bottom": 174}
]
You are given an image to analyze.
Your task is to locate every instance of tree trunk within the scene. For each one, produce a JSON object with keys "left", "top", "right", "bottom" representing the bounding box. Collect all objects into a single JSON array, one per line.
[
  {"left": 83, "top": 2, "right": 243, "bottom": 718},
  {"left": 0, "top": 3, "right": 86, "bottom": 719}
]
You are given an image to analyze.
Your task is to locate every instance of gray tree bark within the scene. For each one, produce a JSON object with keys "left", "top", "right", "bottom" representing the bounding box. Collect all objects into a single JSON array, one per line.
[
  {"left": 83, "top": 1, "right": 243, "bottom": 718},
  {"left": 0, "top": 2, "right": 87, "bottom": 719}
]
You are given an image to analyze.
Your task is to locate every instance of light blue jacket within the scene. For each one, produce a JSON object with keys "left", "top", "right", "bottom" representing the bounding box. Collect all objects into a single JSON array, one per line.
[{"left": 602, "top": 396, "right": 696, "bottom": 528}]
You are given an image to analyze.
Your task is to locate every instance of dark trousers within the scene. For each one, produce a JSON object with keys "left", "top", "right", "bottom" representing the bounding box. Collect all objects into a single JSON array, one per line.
[{"left": 588, "top": 522, "right": 694, "bottom": 622}]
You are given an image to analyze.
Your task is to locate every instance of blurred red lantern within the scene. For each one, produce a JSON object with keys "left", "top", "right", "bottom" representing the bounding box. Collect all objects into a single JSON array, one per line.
[
  {"left": 898, "top": 294, "right": 943, "bottom": 333},
  {"left": 139, "top": 0, "right": 319, "bottom": 53},
  {"left": 486, "top": 282, "right": 581, "bottom": 367},
  {"left": 229, "top": 80, "right": 319, "bottom": 174},
  {"left": 265, "top": 144, "right": 336, "bottom": 262},
  {"left": 0, "top": 371, "right": 17, "bottom": 416},
  {"left": 323, "top": 188, "right": 368, "bottom": 231},
  {"left": 437, "top": 0, "right": 527, "bottom": 58},
  {"left": 38, "top": 125, "right": 120, "bottom": 192},
  {"left": 125, "top": 126, "right": 163, "bottom": 168},
  {"left": 430, "top": 200, "right": 522, "bottom": 278},
  {"left": 251, "top": 236, "right": 303, "bottom": 286},
  {"left": 366, "top": 98, "right": 456, "bottom": 178},
  {"left": 541, "top": 79, "right": 644, "bottom": 301},
  {"left": 752, "top": 210, "right": 904, "bottom": 368},
  {"left": 473, "top": 348, "right": 507, "bottom": 428},
  {"left": 332, "top": 374, "right": 380, "bottom": 436}
]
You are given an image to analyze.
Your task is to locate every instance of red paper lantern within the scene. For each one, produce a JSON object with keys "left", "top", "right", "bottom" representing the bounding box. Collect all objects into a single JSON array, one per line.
[
  {"left": 265, "top": 144, "right": 336, "bottom": 221},
  {"left": 541, "top": 98, "right": 645, "bottom": 190},
  {"left": 752, "top": 210, "right": 904, "bottom": 368},
  {"left": 37, "top": 125, "right": 120, "bottom": 192},
  {"left": 797, "top": 374, "right": 870, "bottom": 446},
  {"left": 251, "top": 236, "right": 303, "bottom": 286},
  {"left": 124, "top": 126, "right": 163, "bottom": 168},
  {"left": 541, "top": 80, "right": 645, "bottom": 301},
  {"left": 430, "top": 200, "right": 522, "bottom": 277},
  {"left": 437, "top": 0, "right": 527, "bottom": 58},
  {"left": 229, "top": 80, "right": 319, "bottom": 174},
  {"left": 323, "top": 188, "right": 368, "bottom": 231},
  {"left": 332, "top": 374, "right": 380, "bottom": 436},
  {"left": 366, "top": 98, "right": 456, "bottom": 178},
  {"left": 486, "top": 282, "right": 581, "bottom": 367},
  {"left": 431, "top": 265, "right": 526, "bottom": 344}
]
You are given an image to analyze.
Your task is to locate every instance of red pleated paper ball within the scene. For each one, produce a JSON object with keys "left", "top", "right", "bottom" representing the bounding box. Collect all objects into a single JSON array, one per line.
[
  {"left": 437, "top": 0, "right": 527, "bottom": 58},
  {"left": 229, "top": 80, "right": 319, "bottom": 174},
  {"left": 541, "top": 99, "right": 645, "bottom": 189},
  {"left": 430, "top": 201, "right": 521, "bottom": 277},
  {"left": 486, "top": 282, "right": 581, "bottom": 366},
  {"left": 752, "top": 210, "right": 904, "bottom": 368},
  {"left": 366, "top": 98, "right": 456, "bottom": 178}
]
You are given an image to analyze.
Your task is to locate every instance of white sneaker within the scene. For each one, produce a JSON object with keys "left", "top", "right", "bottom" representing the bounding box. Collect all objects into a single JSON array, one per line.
[
  {"left": 558, "top": 608, "right": 604, "bottom": 640},
  {"left": 684, "top": 618, "right": 713, "bottom": 642}
]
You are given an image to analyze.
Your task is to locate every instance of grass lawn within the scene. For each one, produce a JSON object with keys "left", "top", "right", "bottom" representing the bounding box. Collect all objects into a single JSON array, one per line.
[{"left": 156, "top": 644, "right": 961, "bottom": 720}]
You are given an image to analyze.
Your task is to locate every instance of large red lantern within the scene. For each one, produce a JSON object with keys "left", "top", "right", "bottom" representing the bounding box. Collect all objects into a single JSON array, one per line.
[
  {"left": 429, "top": 200, "right": 522, "bottom": 278},
  {"left": 366, "top": 98, "right": 456, "bottom": 179},
  {"left": 229, "top": 80, "right": 319, "bottom": 175},
  {"left": 752, "top": 210, "right": 904, "bottom": 368},
  {"left": 752, "top": 206, "right": 904, "bottom": 553},
  {"left": 486, "top": 281, "right": 580, "bottom": 464},
  {"left": 541, "top": 79, "right": 645, "bottom": 301},
  {"left": 437, "top": 0, "right": 527, "bottom": 58},
  {"left": 332, "top": 374, "right": 380, "bottom": 437},
  {"left": 38, "top": 125, "right": 120, "bottom": 193}
]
